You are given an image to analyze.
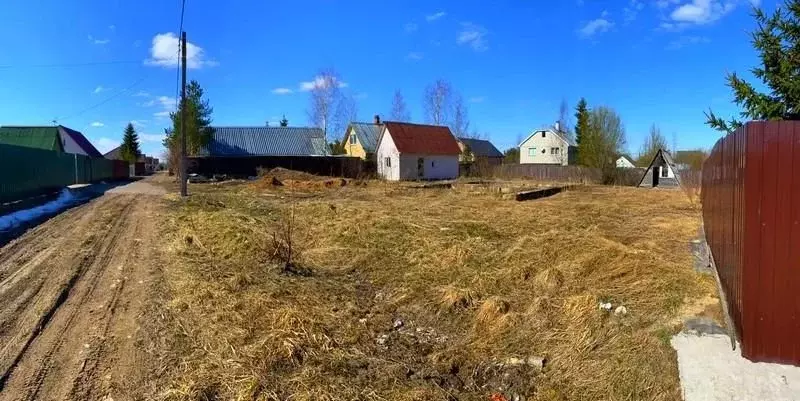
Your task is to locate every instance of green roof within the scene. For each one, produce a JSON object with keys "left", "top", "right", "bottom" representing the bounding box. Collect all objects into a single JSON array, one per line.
[{"left": 0, "top": 127, "right": 63, "bottom": 152}]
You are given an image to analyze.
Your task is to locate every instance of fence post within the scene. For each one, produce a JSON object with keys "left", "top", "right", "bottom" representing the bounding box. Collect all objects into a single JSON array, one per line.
[{"left": 74, "top": 154, "right": 78, "bottom": 185}]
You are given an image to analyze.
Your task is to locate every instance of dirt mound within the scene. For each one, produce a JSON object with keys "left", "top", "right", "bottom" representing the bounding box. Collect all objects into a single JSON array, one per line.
[{"left": 253, "top": 168, "right": 348, "bottom": 191}]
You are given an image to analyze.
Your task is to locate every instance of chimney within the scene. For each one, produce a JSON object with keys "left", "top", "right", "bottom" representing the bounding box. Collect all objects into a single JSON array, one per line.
[{"left": 374, "top": 115, "right": 381, "bottom": 125}]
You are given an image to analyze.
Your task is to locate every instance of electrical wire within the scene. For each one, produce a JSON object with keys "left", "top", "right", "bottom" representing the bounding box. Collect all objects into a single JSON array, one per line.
[
  {"left": 0, "top": 60, "right": 140, "bottom": 69},
  {"left": 56, "top": 76, "right": 147, "bottom": 122}
]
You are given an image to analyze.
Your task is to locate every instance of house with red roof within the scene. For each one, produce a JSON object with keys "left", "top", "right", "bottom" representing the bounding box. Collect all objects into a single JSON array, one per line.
[{"left": 375, "top": 122, "right": 461, "bottom": 181}]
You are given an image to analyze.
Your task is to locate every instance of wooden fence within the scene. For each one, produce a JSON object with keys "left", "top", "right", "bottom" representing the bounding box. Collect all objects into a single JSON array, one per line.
[
  {"left": 490, "top": 164, "right": 643, "bottom": 186},
  {"left": 702, "top": 121, "right": 800, "bottom": 366},
  {"left": 187, "top": 156, "right": 372, "bottom": 179}
]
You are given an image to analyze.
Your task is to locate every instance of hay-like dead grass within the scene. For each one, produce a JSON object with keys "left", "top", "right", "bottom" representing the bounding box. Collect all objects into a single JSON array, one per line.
[{"left": 149, "top": 178, "right": 718, "bottom": 400}]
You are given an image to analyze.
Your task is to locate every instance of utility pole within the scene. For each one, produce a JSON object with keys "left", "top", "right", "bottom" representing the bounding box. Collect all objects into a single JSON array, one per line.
[{"left": 179, "top": 31, "right": 188, "bottom": 197}]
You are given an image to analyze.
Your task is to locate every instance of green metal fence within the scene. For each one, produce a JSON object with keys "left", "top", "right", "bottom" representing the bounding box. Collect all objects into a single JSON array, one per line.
[{"left": 0, "top": 143, "right": 126, "bottom": 203}]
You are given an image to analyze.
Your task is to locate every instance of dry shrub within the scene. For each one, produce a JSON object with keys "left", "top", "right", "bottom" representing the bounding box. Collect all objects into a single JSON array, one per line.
[{"left": 438, "top": 286, "right": 479, "bottom": 311}]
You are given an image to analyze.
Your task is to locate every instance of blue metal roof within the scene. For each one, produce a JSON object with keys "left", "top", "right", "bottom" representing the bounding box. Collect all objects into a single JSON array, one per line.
[
  {"left": 347, "top": 122, "right": 382, "bottom": 153},
  {"left": 202, "top": 126, "right": 329, "bottom": 157},
  {"left": 458, "top": 137, "right": 503, "bottom": 158}
]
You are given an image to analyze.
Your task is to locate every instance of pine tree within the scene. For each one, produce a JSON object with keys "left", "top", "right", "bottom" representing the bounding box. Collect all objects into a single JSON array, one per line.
[
  {"left": 163, "top": 80, "right": 215, "bottom": 156},
  {"left": 280, "top": 115, "right": 289, "bottom": 127},
  {"left": 574, "top": 98, "right": 590, "bottom": 164},
  {"left": 120, "top": 123, "right": 140, "bottom": 164},
  {"left": 706, "top": 3, "right": 800, "bottom": 133}
]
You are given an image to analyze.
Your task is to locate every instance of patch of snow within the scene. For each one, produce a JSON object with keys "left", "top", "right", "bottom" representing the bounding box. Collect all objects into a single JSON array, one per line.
[
  {"left": 671, "top": 333, "right": 800, "bottom": 401},
  {"left": 0, "top": 189, "right": 84, "bottom": 232}
]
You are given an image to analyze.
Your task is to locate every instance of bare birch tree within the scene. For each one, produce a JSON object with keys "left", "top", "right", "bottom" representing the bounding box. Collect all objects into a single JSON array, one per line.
[
  {"left": 423, "top": 79, "right": 453, "bottom": 125},
  {"left": 558, "top": 98, "right": 574, "bottom": 143},
  {"left": 334, "top": 93, "right": 359, "bottom": 136},
  {"left": 450, "top": 93, "right": 470, "bottom": 138},
  {"left": 306, "top": 68, "right": 344, "bottom": 142},
  {"left": 390, "top": 89, "right": 411, "bottom": 122}
]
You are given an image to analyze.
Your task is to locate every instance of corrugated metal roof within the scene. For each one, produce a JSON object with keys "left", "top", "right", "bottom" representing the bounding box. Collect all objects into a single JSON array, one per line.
[
  {"left": 381, "top": 122, "right": 461, "bottom": 155},
  {"left": 458, "top": 137, "right": 503, "bottom": 158},
  {"left": 202, "top": 126, "right": 330, "bottom": 157},
  {"left": 0, "top": 126, "right": 62, "bottom": 151},
  {"left": 348, "top": 122, "right": 382, "bottom": 153}
]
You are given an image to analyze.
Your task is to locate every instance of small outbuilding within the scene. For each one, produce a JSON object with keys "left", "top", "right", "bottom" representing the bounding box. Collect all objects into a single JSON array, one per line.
[
  {"left": 342, "top": 116, "right": 383, "bottom": 160},
  {"left": 638, "top": 148, "right": 681, "bottom": 188},
  {"left": 457, "top": 137, "right": 504, "bottom": 166},
  {"left": 616, "top": 155, "right": 636, "bottom": 168},
  {"left": 376, "top": 122, "right": 460, "bottom": 181}
]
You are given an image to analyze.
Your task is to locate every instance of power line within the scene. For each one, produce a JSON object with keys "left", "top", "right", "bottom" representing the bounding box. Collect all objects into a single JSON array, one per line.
[
  {"left": 0, "top": 60, "right": 140, "bottom": 69},
  {"left": 56, "top": 76, "right": 147, "bottom": 122}
]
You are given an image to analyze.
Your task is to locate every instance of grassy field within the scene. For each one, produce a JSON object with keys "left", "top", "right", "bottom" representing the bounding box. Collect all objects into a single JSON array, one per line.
[{"left": 150, "top": 173, "right": 719, "bottom": 401}]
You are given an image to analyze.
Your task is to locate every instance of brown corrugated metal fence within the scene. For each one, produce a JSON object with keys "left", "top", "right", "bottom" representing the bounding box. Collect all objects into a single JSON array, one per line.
[{"left": 702, "top": 121, "right": 800, "bottom": 365}]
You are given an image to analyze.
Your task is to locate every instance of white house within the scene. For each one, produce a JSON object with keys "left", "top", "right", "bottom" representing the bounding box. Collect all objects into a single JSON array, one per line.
[
  {"left": 616, "top": 155, "right": 636, "bottom": 168},
  {"left": 376, "top": 122, "right": 461, "bottom": 181},
  {"left": 519, "top": 126, "right": 572, "bottom": 166}
]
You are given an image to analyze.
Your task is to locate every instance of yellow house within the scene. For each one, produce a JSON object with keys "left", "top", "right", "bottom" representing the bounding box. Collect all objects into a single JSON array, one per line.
[{"left": 342, "top": 116, "right": 383, "bottom": 160}]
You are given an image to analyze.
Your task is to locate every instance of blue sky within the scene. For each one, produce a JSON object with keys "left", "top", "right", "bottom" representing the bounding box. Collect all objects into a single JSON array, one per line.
[{"left": 0, "top": 0, "right": 769, "bottom": 158}]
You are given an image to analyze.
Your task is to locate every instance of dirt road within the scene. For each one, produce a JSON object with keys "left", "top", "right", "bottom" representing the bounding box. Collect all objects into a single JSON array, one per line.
[{"left": 0, "top": 179, "right": 166, "bottom": 401}]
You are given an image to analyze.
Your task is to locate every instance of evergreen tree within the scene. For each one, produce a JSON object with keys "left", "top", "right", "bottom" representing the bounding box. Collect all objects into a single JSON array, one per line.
[
  {"left": 163, "top": 80, "right": 215, "bottom": 156},
  {"left": 120, "top": 123, "right": 140, "bottom": 163},
  {"left": 574, "top": 98, "right": 590, "bottom": 164},
  {"left": 706, "top": 3, "right": 800, "bottom": 133},
  {"left": 280, "top": 115, "right": 289, "bottom": 127}
]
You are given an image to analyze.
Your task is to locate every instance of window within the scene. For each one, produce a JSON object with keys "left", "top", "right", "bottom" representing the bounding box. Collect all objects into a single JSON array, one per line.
[
  {"left": 549, "top": 147, "right": 560, "bottom": 155},
  {"left": 541, "top": 131, "right": 546, "bottom": 138},
  {"left": 528, "top": 147, "right": 536, "bottom": 157},
  {"left": 431, "top": 160, "right": 436, "bottom": 168},
  {"left": 385, "top": 157, "right": 391, "bottom": 167},
  {"left": 349, "top": 134, "right": 356, "bottom": 145},
  {"left": 661, "top": 166, "right": 669, "bottom": 177}
]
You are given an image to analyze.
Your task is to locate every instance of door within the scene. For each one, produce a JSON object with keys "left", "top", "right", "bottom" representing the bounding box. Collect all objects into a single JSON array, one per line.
[
  {"left": 417, "top": 157, "right": 425, "bottom": 179},
  {"left": 652, "top": 166, "right": 660, "bottom": 187}
]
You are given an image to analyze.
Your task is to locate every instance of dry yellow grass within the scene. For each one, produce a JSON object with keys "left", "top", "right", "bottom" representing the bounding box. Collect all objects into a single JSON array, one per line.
[{"left": 149, "top": 178, "right": 718, "bottom": 401}]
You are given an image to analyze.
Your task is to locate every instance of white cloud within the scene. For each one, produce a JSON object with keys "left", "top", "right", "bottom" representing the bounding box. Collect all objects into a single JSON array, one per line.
[
  {"left": 129, "top": 120, "right": 148, "bottom": 127},
  {"left": 404, "top": 22, "right": 418, "bottom": 33},
  {"left": 109, "top": 25, "right": 116, "bottom": 31},
  {"left": 578, "top": 18, "right": 614, "bottom": 38},
  {"left": 624, "top": 0, "right": 645, "bottom": 22},
  {"left": 88, "top": 35, "right": 110, "bottom": 45},
  {"left": 669, "top": 0, "right": 737, "bottom": 25},
  {"left": 406, "top": 52, "right": 424, "bottom": 61},
  {"left": 139, "top": 133, "right": 165, "bottom": 143},
  {"left": 96, "top": 138, "right": 119, "bottom": 154},
  {"left": 426, "top": 11, "right": 446, "bottom": 22},
  {"left": 93, "top": 86, "right": 109, "bottom": 94},
  {"left": 666, "top": 35, "right": 711, "bottom": 49},
  {"left": 469, "top": 96, "right": 486, "bottom": 103},
  {"left": 90, "top": 121, "right": 105, "bottom": 127},
  {"left": 133, "top": 90, "right": 150, "bottom": 97},
  {"left": 354, "top": 92, "right": 368, "bottom": 100},
  {"left": 144, "top": 32, "right": 217, "bottom": 69},
  {"left": 142, "top": 95, "right": 176, "bottom": 118},
  {"left": 299, "top": 76, "right": 348, "bottom": 92},
  {"left": 457, "top": 22, "right": 489, "bottom": 52},
  {"left": 272, "top": 88, "right": 293, "bottom": 95}
]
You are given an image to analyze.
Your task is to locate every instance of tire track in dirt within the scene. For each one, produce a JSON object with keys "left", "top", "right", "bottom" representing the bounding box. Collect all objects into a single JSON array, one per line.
[
  {"left": 0, "top": 195, "right": 131, "bottom": 381},
  {"left": 8, "top": 197, "right": 137, "bottom": 400},
  {"left": 0, "top": 195, "right": 135, "bottom": 395}
]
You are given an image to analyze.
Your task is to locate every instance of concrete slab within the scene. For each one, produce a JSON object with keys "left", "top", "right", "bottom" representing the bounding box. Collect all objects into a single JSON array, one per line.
[{"left": 671, "top": 333, "right": 800, "bottom": 401}]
